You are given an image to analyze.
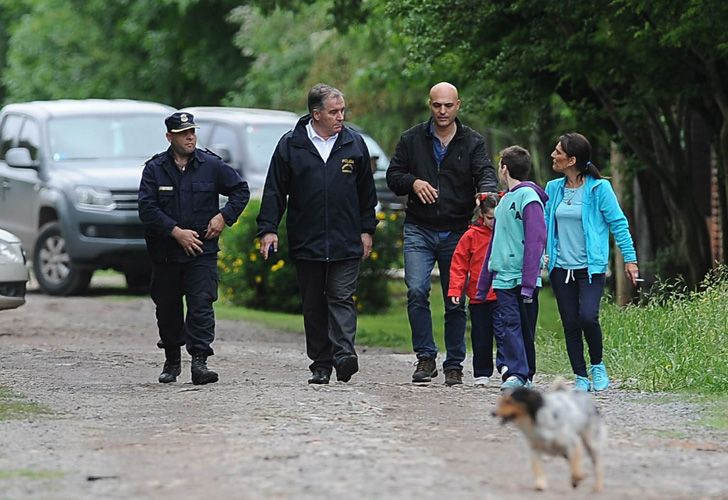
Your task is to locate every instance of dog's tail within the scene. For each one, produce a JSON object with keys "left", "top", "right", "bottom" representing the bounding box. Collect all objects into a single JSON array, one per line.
[{"left": 550, "top": 377, "right": 570, "bottom": 392}]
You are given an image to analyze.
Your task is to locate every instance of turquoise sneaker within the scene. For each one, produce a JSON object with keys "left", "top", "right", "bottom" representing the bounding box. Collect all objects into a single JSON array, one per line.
[
  {"left": 574, "top": 375, "right": 591, "bottom": 392},
  {"left": 590, "top": 362, "right": 610, "bottom": 391},
  {"left": 500, "top": 375, "right": 526, "bottom": 391},
  {"left": 524, "top": 379, "right": 534, "bottom": 389}
]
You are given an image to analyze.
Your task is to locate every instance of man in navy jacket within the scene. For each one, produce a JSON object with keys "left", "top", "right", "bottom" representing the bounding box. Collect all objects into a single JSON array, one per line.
[
  {"left": 139, "top": 112, "right": 249, "bottom": 385},
  {"left": 257, "top": 84, "right": 377, "bottom": 384}
]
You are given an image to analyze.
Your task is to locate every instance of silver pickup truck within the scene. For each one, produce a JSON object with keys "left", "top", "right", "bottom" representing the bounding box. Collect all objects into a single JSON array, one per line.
[{"left": 0, "top": 99, "right": 173, "bottom": 295}]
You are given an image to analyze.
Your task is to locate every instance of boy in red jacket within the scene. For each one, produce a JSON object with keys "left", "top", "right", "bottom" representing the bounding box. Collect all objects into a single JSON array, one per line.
[{"left": 447, "top": 195, "right": 499, "bottom": 386}]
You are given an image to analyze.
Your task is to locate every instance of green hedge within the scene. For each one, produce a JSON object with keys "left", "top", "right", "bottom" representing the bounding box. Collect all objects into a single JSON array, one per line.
[{"left": 219, "top": 199, "right": 404, "bottom": 313}]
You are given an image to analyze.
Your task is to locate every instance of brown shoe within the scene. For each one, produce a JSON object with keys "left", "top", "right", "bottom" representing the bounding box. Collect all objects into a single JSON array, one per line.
[
  {"left": 444, "top": 368, "right": 463, "bottom": 386},
  {"left": 412, "top": 357, "right": 437, "bottom": 383}
]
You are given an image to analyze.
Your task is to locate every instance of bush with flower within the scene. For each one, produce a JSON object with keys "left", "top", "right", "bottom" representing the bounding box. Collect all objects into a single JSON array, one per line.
[{"left": 218, "top": 199, "right": 404, "bottom": 313}]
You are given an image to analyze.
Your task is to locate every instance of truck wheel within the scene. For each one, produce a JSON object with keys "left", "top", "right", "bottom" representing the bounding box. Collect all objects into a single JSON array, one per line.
[{"left": 33, "top": 222, "right": 93, "bottom": 296}]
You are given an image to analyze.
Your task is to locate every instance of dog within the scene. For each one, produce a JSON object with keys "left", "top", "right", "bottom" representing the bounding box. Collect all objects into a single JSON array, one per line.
[{"left": 493, "top": 381, "right": 606, "bottom": 492}]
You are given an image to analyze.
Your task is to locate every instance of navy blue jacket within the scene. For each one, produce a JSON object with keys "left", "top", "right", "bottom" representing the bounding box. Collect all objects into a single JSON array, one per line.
[
  {"left": 139, "top": 147, "right": 249, "bottom": 263},
  {"left": 386, "top": 118, "right": 497, "bottom": 231},
  {"left": 256, "top": 115, "right": 377, "bottom": 261}
]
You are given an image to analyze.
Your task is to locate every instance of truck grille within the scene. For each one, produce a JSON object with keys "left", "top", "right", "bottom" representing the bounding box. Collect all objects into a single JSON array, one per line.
[
  {"left": 80, "top": 224, "right": 146, "bottom": 239},
  {"left": 112, "top": 190, "right": 139, "bottom": 211}
]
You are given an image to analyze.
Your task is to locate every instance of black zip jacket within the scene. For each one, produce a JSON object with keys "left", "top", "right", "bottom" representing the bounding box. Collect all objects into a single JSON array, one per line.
[
  {"left": 386, "top": 118, "right": 497, "bottom": 231},
  {"left": 139, "top": 148, "right": 249, "bottom": 263},
  {"left": 256, "top": 115, "right": 377, "bottom": 261}
]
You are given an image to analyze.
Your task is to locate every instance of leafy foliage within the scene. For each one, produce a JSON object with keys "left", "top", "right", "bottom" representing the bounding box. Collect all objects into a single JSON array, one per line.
[
  {"left": 388, "top": 0, "right": 728, "bottom": 286},
  {"left": 225, "top": 0, "right": 428, "bottom": 154},
  {"left": 2, "top": 0, "right": 252, "bottom": 106},
  {"left": 600, "top": 266, "right": 728, "bottom": 393}
]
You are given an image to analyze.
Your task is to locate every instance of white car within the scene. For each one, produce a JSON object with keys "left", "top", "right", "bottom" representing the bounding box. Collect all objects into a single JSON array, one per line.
[{"left": 0, "top": 228, "right": 29, "bottom": 310}]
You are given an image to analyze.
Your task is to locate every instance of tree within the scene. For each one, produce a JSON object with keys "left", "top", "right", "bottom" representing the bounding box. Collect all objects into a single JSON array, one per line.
[
  {"left": 225, "top": 0, "right": 429, "bottom": 154},
  {"left": 2, "top": 0, "right": 252, "bottom": 107},
  {"left": 388, "top": 0, "right": 728, "bottom": 286}
]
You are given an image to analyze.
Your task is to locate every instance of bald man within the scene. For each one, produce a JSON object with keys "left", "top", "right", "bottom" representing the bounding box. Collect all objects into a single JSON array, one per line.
[{"left": 386, "top": 82, "right": 497, "bottom": 385}]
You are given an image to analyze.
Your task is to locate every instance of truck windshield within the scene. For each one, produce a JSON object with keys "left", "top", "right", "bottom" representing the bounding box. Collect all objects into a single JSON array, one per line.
[
  {"left": 48, "top": 114, "right": 168, "bottom": 160},
  {"left": 243, "top": 123, "right": 294, "bottom": 174}
]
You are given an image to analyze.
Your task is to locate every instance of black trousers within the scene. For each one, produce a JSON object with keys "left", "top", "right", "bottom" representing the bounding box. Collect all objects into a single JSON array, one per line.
[
  {"left": 294, "top": 258, "right": 360, "bottom": 373},
  {"left": 550, "top": 268, "right": 606, "bottom": 377},
  {"left": 151, "top": 256, "right": 218, "bottom": 356}
]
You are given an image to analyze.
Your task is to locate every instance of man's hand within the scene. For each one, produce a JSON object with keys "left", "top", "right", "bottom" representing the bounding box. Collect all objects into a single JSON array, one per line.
[
  {"left": 171, "top": 227, "right": 203, "bottom": 256},
  {"left": 449, "top": 296, "right": 460, "bottom": 305},
  {"left": 204, "top": 213, "right": 226, "bottom": 240},
  {"left": 259, "top": 233, "right": 278, "bottom": 260},
  {"left": 413, "top": 179, "right": 438, "bottom": 204},
  {"left": 361, "top": 233, "right": 372, "bottom": 260}
]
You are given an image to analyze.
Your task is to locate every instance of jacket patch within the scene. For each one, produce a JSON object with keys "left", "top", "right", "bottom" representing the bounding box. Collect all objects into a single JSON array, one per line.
[
  {"left": 159, "top": 186, "right": 174, "bottom": 192},
  {"left": 341, "top": 158, "right": 354, "bottom": 173}
]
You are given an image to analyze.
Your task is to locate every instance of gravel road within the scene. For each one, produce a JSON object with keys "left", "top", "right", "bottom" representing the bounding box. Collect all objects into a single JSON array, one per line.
[{"left": 1, "top": 282, "right": 727, "bottom": 499}]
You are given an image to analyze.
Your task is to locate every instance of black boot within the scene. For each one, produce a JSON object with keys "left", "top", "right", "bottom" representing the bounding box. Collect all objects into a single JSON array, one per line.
[
  {"left": 191, "top": 352, "right": 219, "bottom": 385},
  {"left": 159, "top": 347, "right": 181, "bottom": 383}
]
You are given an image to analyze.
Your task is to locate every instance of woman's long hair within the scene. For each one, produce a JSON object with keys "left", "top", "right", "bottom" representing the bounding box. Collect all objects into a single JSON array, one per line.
[{"left": 559, "top": 132, "right": 602, "bottom": 179}]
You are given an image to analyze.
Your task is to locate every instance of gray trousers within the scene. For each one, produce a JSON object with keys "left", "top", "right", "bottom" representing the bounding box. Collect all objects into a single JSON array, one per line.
[{"left": 294, "top": 258, "right": 360, "bottom": 373}]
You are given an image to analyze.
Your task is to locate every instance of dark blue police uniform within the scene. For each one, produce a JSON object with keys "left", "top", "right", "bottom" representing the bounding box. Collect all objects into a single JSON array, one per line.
[{"left": 138, "top": 114, "right": 249, "bottom": 361}]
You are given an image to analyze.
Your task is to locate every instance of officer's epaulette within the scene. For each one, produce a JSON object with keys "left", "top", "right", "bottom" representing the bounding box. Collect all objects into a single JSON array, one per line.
[
  {"left": 203, "top": 148, "right": 222, "bottom": 159},
  {"left": 143, "top": 151, "right": 165, "bottom": 166}
]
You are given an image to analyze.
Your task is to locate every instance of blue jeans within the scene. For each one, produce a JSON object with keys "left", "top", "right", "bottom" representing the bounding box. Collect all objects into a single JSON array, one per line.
[
  {"left": 494, "top": 287, "right": 539, "bottom": 382},
  {"left": 403, "top": 223, "right": 466, "bottom": 370},
  {"left": 550, "top": 268, "right": 605, "bottom": 377}
]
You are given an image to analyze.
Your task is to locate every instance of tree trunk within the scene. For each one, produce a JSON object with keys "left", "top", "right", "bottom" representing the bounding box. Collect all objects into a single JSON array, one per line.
[{"left": 610, "top": 143, "right": 634, "bottom": 305}]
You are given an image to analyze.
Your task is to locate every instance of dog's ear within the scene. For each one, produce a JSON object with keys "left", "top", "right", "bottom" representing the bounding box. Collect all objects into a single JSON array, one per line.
[{"left": 510, "top": 388, "right": 544, "bottom": 420}]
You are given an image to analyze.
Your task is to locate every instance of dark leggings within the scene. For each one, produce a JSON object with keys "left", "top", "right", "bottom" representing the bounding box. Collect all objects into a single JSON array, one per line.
[{"left": 549, "top": 268, "right": 605, "bottom": 377}]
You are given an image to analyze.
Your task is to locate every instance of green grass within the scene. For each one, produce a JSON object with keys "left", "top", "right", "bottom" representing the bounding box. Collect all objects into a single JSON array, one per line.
[
  {"left": 219, "top": 278, "right": 563, "bottom": 354},
  {"left": 0, "top": 469, "right": 65, "bottom": 480},
  {"left": 132, "top": 266, "right": 728, "bottom": 394},
  {"left": 697, "top": 395, "right": 728, "bottom": 429},
  {"left": 0, "top": 387, "right": 51, "bottom": 420},
  {"left": 598, "top": 275, "right": 728, "bottom": 394}
]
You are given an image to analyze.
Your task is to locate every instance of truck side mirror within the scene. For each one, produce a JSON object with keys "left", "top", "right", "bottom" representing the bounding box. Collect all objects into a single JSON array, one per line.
[{"left": 5, "top": 147, "right": 37, "bottom": 169}]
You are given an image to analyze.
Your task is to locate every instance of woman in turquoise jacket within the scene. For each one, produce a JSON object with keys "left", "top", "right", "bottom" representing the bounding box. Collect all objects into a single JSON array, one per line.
[{"left": 544, "top": 132, "right": 639, "bottom": 392}]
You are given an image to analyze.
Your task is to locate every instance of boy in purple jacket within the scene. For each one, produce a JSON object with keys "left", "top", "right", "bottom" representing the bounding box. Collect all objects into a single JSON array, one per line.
[{"left": 476, "top": 146, "right": 547, "bottom": 390}]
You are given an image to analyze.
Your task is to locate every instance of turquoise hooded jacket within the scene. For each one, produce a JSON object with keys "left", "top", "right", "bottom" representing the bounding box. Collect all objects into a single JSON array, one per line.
[{"left": 544, "top": 175, "right": 637, "bottom": 279}]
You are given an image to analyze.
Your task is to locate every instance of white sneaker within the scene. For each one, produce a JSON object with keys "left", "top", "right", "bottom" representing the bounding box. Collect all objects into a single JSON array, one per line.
[{"left": 473, "top": 376, "right": 490, "bottom": 386}]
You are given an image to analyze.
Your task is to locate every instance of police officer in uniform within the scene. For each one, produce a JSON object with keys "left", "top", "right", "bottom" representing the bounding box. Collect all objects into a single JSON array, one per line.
[{"left": 139, "top": 112, "right": 249, "bottom": 385}]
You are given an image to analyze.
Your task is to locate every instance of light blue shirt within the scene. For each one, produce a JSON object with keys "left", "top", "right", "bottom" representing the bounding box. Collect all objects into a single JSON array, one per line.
[
  {"left": 554, "top": 185, "right": 587, "bottom": 269},
  {"left": 545, "top": 175, "right": 637, "bottom": 280}
]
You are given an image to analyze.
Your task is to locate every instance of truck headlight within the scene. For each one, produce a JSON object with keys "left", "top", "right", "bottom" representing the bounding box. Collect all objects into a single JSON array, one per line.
[
  {"left": 0, "top": 239, "right": 24, "bottom": 265},
  {"left": 74, "top": 186, "right": 116, "bottom": 211}
]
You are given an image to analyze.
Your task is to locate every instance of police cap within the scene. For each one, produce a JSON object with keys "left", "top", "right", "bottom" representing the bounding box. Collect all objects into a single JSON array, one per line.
[{"left": 165, "top": 112, "right": 200, "bottom": 133}]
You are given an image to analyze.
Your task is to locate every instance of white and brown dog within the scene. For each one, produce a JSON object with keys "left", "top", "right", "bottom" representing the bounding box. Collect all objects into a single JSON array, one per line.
[{"left": 493, "top": 382, "right": 606, "bottom": 492}]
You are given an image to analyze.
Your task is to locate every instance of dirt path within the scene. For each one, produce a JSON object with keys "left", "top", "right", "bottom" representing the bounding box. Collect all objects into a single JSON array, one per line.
[{"left": 1, "top": 285, "right": 727, "bottom": 499}]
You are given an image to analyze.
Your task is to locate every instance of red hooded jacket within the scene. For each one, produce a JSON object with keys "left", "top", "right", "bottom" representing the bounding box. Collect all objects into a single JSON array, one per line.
[{"left": 448, "top": 220, "right": 497, "bottom": 303}]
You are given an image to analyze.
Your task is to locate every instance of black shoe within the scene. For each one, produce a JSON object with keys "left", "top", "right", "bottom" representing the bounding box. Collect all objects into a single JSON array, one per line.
[
  {"left": 191, "top": 352, "right": 219, "bottom": 385},
  {"left": 335, "top": 355, "right": 359, "bottom": 383},
  {"left": 158, "top": 347, "right": 181, "bottom": 383},
  {"left": 308, "top": 369, "right": 331, "bottom": 385},
  {"left": 444, "top": 368, "right": 463, "bottom": 386},
  {"left": 412, "top": 357, "right": 437, "bottom": 383}
]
